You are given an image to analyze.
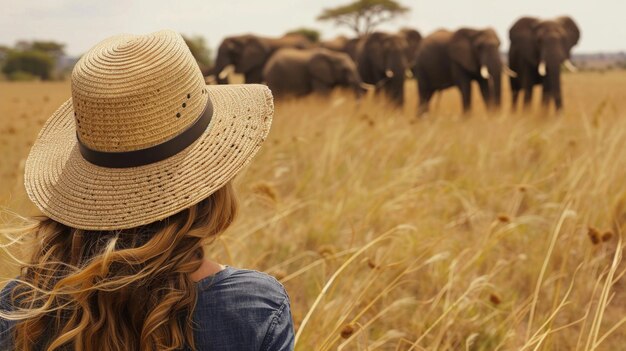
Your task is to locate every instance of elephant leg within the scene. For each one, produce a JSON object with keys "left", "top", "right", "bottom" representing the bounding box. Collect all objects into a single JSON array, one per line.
[
  {"left": 522, "top": 72, "right": 533, "bottom": 109},
  {"left": 478, "top": 79, "right": 492, "bottom": 110},
  {"left": 511, "top": 89, "right": 519, "bottom": 110},
  {"left": 541, "top": 78, "right": 551, "bottom": 108},
  {"left": 245, "top": 68, "right": 264, "bottom": 84},
  {"left": 417, "top": 83, "right": 434, "bottom": 116},
  {"left": 554, "top": 92, "right": 563, "bottom": 111},
  {"left": 510, "top": 76, "right": 520, "bottom": 110},
  {"left": 458, "top": 79, "right": 472, "bottom": 114}
]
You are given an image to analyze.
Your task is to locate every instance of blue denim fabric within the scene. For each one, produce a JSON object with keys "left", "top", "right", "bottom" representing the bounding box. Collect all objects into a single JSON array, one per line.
[
  {"left": 0, "top": 281, "right": 14, "bottom": 351},
  {"left": 0, "top": 266, "right": 294, "bottom": 350}
]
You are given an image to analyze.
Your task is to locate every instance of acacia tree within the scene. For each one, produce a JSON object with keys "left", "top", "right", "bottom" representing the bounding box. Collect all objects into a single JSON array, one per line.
[
  {"left": 317, "top": 0, "right": 410, "bottom": 36},
  {"left": 31, "top": 41, "right": 66, "bottom": 57},
  {"left": 286, "top": 28, "right": 321, "bottom": 43},
  {"left": 0, "top": 40, "right": 64, "bottom": 80},
  {"left": 2, "top": 50, "right": 54, "bottom": 80}
]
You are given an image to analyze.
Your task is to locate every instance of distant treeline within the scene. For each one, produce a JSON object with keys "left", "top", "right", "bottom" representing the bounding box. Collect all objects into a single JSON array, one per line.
[
  {"left": 0, "top": 41, "right": 68, "bottom": 81},
  {"left": 0, "top": 35, "right": 213, "bottom": 81}
]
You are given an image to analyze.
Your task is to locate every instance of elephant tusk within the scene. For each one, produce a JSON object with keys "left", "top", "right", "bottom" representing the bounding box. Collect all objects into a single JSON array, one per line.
[
  {"left": 480, "top": 65, "right": 490, "bottom": 79},
  {"left": 360, "top": 82, "right": 376, "bottom": 91},
  {"left": 563, "top": 59, "right": 578, "bottom": 73},
  {"left": 218, "top": 65, "right": 235, "bottom": 80},
  {"left": 538, "top": 61, "right": 547, "bottom": 76},
  {"left": 503, "top": 65, "right": 518, "bottom": 78},
  {"left": 385, "top": 69, "right": 394, "bottom": 78}
]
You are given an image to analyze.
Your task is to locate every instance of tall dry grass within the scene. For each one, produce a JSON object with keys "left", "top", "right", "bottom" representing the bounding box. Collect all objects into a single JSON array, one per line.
[{"left": 1, "top": 72, "right": 625, "bottom": 350}]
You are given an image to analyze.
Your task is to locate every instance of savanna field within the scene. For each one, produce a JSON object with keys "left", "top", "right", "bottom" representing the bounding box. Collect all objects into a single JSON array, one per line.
[{"left": 1, "top": 73, "right": 625, "bottom": 350}]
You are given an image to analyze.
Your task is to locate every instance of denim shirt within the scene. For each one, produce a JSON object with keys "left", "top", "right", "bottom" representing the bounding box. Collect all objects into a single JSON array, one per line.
[{"left": 0, "top": 266, "right": 294, "bottom": 351}]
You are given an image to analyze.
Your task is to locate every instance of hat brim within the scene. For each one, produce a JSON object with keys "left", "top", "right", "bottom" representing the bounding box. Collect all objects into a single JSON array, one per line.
[{"left": 24, "top": 84, "right": 273, "bottom": 230}]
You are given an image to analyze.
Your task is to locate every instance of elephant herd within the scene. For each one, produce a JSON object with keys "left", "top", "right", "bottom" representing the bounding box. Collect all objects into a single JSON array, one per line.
[{"left": 205, "top": 15, "right": 580, "bottom": 115}]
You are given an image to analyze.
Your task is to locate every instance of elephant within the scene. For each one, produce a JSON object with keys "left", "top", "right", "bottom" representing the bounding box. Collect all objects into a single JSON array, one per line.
[
  {"left": 355, "top": 31, "right": 412, "bottom": 106},
  {"left": 211, "top": 33, "right": 312, "bottom": 84},
  {"left": 508, "top": 16, "right": 580, "bottom": 110},
  {"left": 262, "top": 48, "right": 368, "bottom": 98},
  {"left": 319, "top": 35, "right": 360, "bottom": 61},
  {"left": 414, "top": 28, "right": 512, "bottom": 115}
]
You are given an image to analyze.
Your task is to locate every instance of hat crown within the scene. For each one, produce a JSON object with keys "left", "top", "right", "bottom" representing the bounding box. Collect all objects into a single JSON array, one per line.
[{"left": 71, "top": 30, "right": 208, "bottom": 152}]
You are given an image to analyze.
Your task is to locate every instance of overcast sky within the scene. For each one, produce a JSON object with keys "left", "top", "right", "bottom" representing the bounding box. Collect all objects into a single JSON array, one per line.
[{"left": 1, "top": 0, "right": 624, "bottom": 56}]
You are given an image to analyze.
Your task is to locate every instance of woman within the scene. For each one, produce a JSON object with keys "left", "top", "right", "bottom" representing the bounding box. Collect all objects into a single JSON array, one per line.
[{"left": 0, "top": 30, "right": 293, "bottom": 350}]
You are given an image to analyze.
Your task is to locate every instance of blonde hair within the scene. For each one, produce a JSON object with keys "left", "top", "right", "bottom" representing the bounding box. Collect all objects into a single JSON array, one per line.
[{"left": 1, "top": 182, "right": 238, "bottom": 351}]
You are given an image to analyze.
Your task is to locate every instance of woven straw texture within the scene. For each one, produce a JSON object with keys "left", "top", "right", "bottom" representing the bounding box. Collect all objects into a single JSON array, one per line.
[{"left": 24, "top": 30, "right": 274, "bottom": 230}]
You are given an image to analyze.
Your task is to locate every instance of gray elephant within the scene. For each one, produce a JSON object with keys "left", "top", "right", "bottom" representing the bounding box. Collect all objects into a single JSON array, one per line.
[
  {"left": 211, "top": 33, "right": 312, "bottom": 84},
  {"left": 356, "top": 31, "right": 412, "bottom": 106},
  {"left": 509, "top": 16, "right": 580, "bottom": 110},
  {"left": 263, "top": 48, "right": 367, "bottom": 98},
  {"left": 414, "top": 28, "right": 513, "bottom": 115}
]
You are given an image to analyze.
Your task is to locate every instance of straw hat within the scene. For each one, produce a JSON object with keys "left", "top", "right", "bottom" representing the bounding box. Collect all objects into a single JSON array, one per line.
[{"left": 24, "top": 30, "right": 273, "bottom": 230}]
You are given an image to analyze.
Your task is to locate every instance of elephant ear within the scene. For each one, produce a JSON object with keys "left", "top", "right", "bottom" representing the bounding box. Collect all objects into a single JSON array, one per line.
[
  {"left": 449, "top": 28, "right": 479, "bottom": 73},
  {"left": 509, "top": 17, "right": 540, "bottom": 64},
  {"left": 238, "top": 38, "right": 270, "bottom": 73},
  {"left": 556, "top": 16, "right": 580, "bottom": 52},
  {"left": 309, "top": 52, "right": 335, "bottom": 85}
]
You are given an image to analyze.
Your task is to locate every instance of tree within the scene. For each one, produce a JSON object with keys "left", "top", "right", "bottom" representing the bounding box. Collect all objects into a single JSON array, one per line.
[
  {"left": 183, "top": 35, "right": 213, "bottom": 72},
  {"left": 31, "top": 41, "right": 65, "bottom": 57},
  {"left": 286, "top": 28, "right": 321, "bottom": 43},
  {"left": 317, "top": 0, "right": 410, "bottom": 36},
  {"left": 0, "top": 45, "right": 9, "bottom": 61},
  {"left": 2, "top": 50, "right": 54, "bottom": 80}
]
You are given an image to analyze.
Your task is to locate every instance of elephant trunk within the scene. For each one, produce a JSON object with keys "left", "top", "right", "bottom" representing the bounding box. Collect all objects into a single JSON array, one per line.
[
  {"left": 547, "top": 60, "right": 563, "bottom": 109},
  {"left": 491, "top": 67, "right": 502, "bottom": 107},
  {"left": 383, "top": 49, "right": 407, "bottom": 105},
  {"left": 541, "top": 41, "right": 566, "bottom": 109},
  {"left": 214, "top": 44, "right": 232, "bottom": 84},
  {"left": 481, "top": 48, "right": 503, "bottom": 108}
]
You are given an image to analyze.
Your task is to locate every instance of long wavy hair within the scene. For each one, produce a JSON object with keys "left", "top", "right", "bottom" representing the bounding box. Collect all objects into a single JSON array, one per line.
[{"left": 1, "top": 182, "right": 238, "bottom": 351}]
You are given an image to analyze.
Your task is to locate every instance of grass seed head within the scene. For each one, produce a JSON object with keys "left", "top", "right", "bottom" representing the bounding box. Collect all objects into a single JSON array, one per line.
[
  {"left": 340, "top": 324, "right": 355, "bottom": 339},
  {"left": 588, "top": 226, "right": 601, "bottom": 245},
  {"left": 489, "top": 293, "right": 502, "bottom": 305},
  {"left": 367, "top": 257, "right": 379, "bottom": 269},
  {"left": 497, "top": 214, "right": 511, "bottom": 223}
]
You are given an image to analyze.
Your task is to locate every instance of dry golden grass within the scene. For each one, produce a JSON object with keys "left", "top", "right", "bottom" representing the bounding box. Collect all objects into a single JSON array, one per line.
[{"left": 1, "top": 72, "right": 626, "bottom": 350}]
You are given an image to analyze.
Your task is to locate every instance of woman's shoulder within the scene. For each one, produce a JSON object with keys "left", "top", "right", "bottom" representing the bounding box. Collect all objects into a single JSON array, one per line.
[
  {"left": 196, "top": 266, "right": 289, "bottom": 308},
  {"left": 193, "top": 267, "right": 294, "bottom": 350}
]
